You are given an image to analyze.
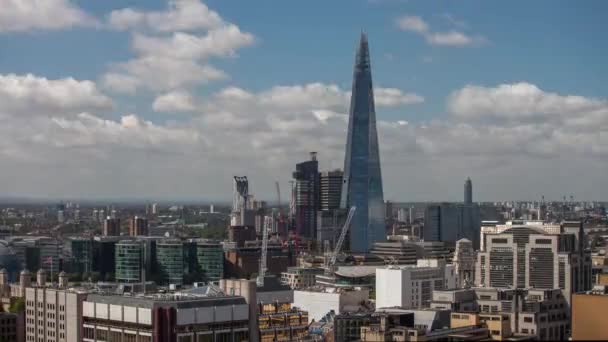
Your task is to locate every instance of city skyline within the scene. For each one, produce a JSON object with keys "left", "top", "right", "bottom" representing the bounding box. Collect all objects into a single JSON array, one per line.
[{"left": 1, "top": 0, "right": 608, "bottom": 202}]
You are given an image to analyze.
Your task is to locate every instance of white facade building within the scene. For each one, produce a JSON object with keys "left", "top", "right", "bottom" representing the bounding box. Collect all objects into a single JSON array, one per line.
[
  {"left": 376, "top": 259, "right": 458, "bottom": 310},
  {"left": 293, "top": 287, "right": 369, "bottom": 323}
]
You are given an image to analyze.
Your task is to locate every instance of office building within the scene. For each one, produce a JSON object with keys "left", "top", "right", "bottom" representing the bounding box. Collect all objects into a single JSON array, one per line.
[
  {"left": 432, "top": 287, "right": 570, "bottom": 340},
  {"left": 66, "top": 237, "right": 93, "bottom": 274},
  {"left": 424, "top": 203, "right": 481, "bottom": 249},
  {"left": 376, "top": 259, "right": 458, "bottom": 310},
  {"left": 115, "top": 240, "right": 143, "bottom": 283},
  {"left": 316, "top": 208, "right": 348, "bottom": 249},
  {"left": 92, "top": 237, "right": 119, "bottom": 280},
  {"left": 25, "top": 275, "right": 89, "bottom": 342},
  {"left": 340, "top": 33, "right": 385, "bottom": 253},
  {"left": 371, "top": 239, "right": 451, "bottom": 265},
  {"left": 195, "top": 240, "right": 224, "bottom": 282},
  {"left": 319, "top": 170, "right": 343, "bottom": 211},
  {"left": 572, "top": 285, "right": 608, "bottom": 340},
  {"left": 464, "top": 177, "right": 472, "bottom": 205},
  {"left": 475, "top": 222, "right": 592, "bottom": 302},
  {"left": 292, "top": 152, "right": 319, "bottom": 239},
  {"left": 102, "top": 217, "right": 120, "bottom": 236},
  {"left": 82, "top": 290, "right": 250, "bottom": 342},
  {"left": 128, "top": 216, "right": 148, "bottom": 237},
  {"left": 155, "top": 240, "right": 184, "bottom": 286}
]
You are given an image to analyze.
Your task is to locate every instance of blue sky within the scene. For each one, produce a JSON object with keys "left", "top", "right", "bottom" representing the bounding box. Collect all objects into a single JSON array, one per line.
[{"left": 0, "top": 0, "right": 607, "bottom": 201}]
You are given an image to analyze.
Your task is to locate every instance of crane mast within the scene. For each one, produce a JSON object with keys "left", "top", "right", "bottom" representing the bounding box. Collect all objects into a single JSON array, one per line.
[
  {"left": 257, "top": 215, "right": 272, "bottom": 287},
  {"left": 327, "top": 206, "right": 356, "bottom": 270}
]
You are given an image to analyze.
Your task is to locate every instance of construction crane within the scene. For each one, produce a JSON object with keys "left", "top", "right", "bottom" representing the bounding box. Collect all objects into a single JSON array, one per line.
[
  {"left": 257, "top": 215, "right": 272, "bottom": 287},
  {"left": 325, "top": 206, "right": 356, "bottom": 272}
]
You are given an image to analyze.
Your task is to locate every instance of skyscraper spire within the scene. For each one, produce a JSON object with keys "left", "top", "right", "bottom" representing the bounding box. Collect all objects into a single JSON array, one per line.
[{"left": 340, "top": 33, "right": 384, "bottom": 253}]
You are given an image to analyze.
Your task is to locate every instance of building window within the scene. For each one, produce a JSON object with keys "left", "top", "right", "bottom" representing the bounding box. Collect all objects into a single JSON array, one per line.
[{"left": 524, "top": 316, "right": 533, "bottom": 323}]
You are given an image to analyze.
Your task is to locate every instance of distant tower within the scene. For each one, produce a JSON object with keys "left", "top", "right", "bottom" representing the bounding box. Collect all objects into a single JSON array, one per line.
[
  {"left": 340, "top": 32, "right": 385, "bottom": 253},
  {"left": 464, "top": 177, "right": 473, "bottom": 205}
]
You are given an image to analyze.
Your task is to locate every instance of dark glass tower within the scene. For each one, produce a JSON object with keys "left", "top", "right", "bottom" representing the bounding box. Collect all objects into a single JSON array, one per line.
[
  {"left": 464, "top": 177, "right": 472, "bottom": 205},
  {"left": 340, "top": 33, "right": 385, "bottom": 253},
  {"left": 293, "top": 152, "right": 319, "bottom": 239}
]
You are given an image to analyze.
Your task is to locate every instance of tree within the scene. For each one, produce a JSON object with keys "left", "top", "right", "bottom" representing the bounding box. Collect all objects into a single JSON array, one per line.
[{"left": 9, "top": 297, "right": 25, "bottom": 313}]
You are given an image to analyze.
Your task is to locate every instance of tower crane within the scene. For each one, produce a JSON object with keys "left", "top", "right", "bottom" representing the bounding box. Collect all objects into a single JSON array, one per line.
[
  {"left": 257, "top": 215, "right": 272, "bottom": 287},
  {"left": 325, "top": 206, "right": 356, "bottom": 273}
]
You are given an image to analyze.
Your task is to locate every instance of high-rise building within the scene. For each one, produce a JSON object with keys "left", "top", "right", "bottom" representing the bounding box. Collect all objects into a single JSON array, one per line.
[
  {"left": 476, "top": 222, "right": 592, "bottom": 303},
  {"left": 293, "top": 152, "right": 319, "bottom": 239},
  {"left": 464, "top": 177, "right": 473, "bottom": 205},
  {"left": 319, "top": 170, "right": 343, "bottom": 211},
  {"left": 424, "top": 203, "right": 481, "bottom": 249},
  {"left": 102, "top": 217, "right": 120, "bottom": 236},
  {"left": 128, "top": 216, "right": 148, "bottom": 237},
  {"left": 151, "top": 203, "right": 158, "bottom": 215},
  {"left": 340, "top": 33, "right": 385, "bottom": 253},
  {"left": 453, "top": 238, "right": 475, "bottom": 287}
]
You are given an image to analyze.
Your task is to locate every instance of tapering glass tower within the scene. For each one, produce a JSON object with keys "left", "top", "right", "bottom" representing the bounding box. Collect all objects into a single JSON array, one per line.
[{"left": 340, "top": 33, "right": 385, "bottom": 253}]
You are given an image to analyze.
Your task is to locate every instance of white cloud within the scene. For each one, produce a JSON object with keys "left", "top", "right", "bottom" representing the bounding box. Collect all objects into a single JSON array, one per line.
[
  {"left": 153, "top": 90, "right": 196, "bottom": 112},
  {"left": 448, "top": 82, "right": 607, "bottom": 124},
  {"left": 395, "top": 15, "right": 485, "bottom": 47},
  {"left": 396, "top": 16, "right": 428, "bottom": 33},
  {"left": 0, "top": 0, "right": 96, "bottom": 32},
  {"left": 102, "top": 1, "right": 253, "bottom": 94},
  {"left": 375, "top": 87, "right": 424, "bottom": 106},
  {"left": 104, "top": 55, "right": 226, "bottom": 92},
  {"left": 132, "top": 25, "right": 255, "bottom": 60},
  {"left": 0, "top": 73, "right": 112, "bottom": 116},
  {"left": 107, "top": 0, "right": 224, "bottom": 32}
]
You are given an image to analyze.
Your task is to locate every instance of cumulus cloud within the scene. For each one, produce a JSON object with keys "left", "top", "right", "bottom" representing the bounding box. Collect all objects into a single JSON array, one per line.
[
  {"left": 0, "top": 0, "right": 96, "bottom": 33},
  {"left": 0, "top": 73, "right": 112, "bottom": 116},
  {"left": 448, "top": 82, "right": 607, "bottom": 125},
  {"left": 107, "top": 0, "right": 224, "bottom": 32},
  {"left": 153, "top": 90, "right": 196, "bottom": 112},
  {"left": 395, "top": 15, "right": 486, "bottom": 47},
  {"left": 102, "top": 1, "right": 254, "bottom": 94}
]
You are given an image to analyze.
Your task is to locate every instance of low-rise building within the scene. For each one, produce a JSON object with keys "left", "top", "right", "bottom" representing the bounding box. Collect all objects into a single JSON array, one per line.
[
  {"left": 376, "top": 259, "right": 458, "bottom": 309},
  {"left": 82, "top": 290, "right": 250, "bottom": 342},
  {"left": 572, "top": 285, "right": 608, "bottom": 341},
  {"left": 281, "top": 267, "right": 323, "bottom": 290},
  {"left": 294, "top": 286, "right": 370, "bottom": 323}
]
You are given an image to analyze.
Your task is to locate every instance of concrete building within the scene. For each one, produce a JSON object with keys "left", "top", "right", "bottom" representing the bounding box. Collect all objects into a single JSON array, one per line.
[
  {"left": 375, "top": 259, "right": 458, "bottom": 309},
  {"left": 128, "top": 216, "right": 148, "bottom": 237},
  {"left": 82, "top": 291, "right": 250, "bottom": 342},
  {"left": 102, "top": 217, "right": 121, "bottom": 236},
  {"left": 476, "top": 223, "right": 592, "bottom": 302},
  {"left": 453, "top": 238, "right": 475, "bottom": 287},
  {"left": 220, "top": 277, "right": 306, "bottom": 342},
  {"left": 293, "top": 287, "right": 370, "bottom": 323},
  {"left": 280, "top": 267, "right": 323, "bottom": 290},
  {"left": 25, "top": 282, "right": 89, "bottom": 342},
  {"left": 224, "top": 246, "right": 292, "bottom": 279},
  {"left": 371, "top": 239, "right": 451, "bottom": 265},
  {"left": 431, "top": 287, "right": 570, "bottom": 340},
  {"left": 571, "top": 285, "right": 608, "bottom": 341}
]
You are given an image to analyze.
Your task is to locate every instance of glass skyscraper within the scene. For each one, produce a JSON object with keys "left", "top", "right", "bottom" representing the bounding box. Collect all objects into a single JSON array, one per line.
[{"left": 340, "top": 33, "right": 385, "bottom": 253}]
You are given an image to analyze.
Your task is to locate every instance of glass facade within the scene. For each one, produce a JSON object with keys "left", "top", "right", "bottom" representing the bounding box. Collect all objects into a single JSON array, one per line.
[
  {"left": 341, "top": 33, "right": 385, "bottom": 253},
  {"left": 115, "top": 240, "right": 143, "bottom": 283},
  {"left": 196, "top": 242, "right": 224, "bottom": 282},
  {"left": 156, "top": 240, "right": 184, "bottom": 285}
]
